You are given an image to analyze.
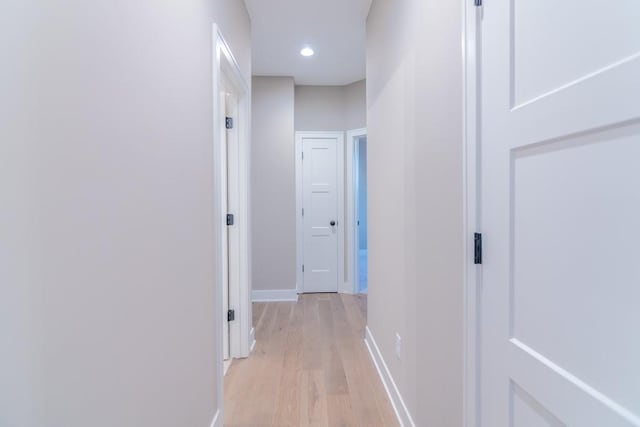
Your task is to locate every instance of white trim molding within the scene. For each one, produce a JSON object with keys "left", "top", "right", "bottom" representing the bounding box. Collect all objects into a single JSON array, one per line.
[
  {"left": 209, "top": 409, "right": 221, "bottom": 427},
  {"left": 345, "top": 128, "right": 367, "bottom": 295},
  {"left": 364, "top": 326, "right": 416, "bottom": 427},
  {"left": 252, "top": 289, "right": 299, "bottom": 302},
  {"left": 249, "top": 327, "right": 256, "bottom": 353},
  {"left": 342, "top": 281, "right": 354, "bottom": 295},
  {"left": 295, "top": 131, "right": 346, "bottom": 295}
]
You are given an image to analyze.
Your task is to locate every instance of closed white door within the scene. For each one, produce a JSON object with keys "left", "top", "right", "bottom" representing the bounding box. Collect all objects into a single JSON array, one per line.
[
  {"left": 302, "top": 137, "right": 339, "bottom": 293},
  {"left": 480, "top": 1, "right": 640, "bottom": 426}
]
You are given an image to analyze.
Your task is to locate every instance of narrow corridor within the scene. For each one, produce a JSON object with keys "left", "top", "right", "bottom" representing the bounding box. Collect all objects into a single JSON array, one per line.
[{"left": 223, "top": 294, "right": 397, "bottom": 426}]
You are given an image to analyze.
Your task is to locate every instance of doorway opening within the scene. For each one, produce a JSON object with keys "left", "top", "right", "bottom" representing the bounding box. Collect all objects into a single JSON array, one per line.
[
  {"left": 346, "top": 128, "right": 368, "bottom": 294},
  {"left": 212, "top": 24, "right": 253, "bottom": 425},
  {"left": 354, "top": 135, "right": 367, "bottom": 293}
]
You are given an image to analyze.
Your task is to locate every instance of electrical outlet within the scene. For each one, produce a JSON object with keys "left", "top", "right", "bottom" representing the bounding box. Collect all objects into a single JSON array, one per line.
[{"left": 395, "top": 333, "right": 402, "bottom": 359}]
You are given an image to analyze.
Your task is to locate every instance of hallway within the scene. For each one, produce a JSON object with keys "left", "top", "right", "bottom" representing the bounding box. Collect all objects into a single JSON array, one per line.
[
  {"left": 223, "top": 294, "right": 398, "bottom": 426},
  {"left": 6, "top": 0, "right": 639, "bottom": 425}
]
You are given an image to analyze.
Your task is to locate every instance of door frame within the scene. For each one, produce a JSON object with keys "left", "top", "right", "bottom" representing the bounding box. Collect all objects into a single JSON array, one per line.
[
  {"left": 220, "top": 74, "right": 232, "bottom": 366},
  {"left": 295, "top": 131, "right": 345, "bottom": 294},
  {"left": 462, "top": 0, "right": 483, "bottom": 427},
  {"left": 345, "top": 128, "right": 367, "bottom": 294},
  {"left": 212, "top": 23, "right": 253, "bottom": 423},
  {"left": 463, "top": 1, "right": 481, "bottom": 427}
]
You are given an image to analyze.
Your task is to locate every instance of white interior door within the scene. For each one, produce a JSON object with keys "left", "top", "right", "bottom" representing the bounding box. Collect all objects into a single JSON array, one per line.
[
  {"left": 220, "top": 87, "right": 230, "bottom": 362},
  {"left": 480, "top": 1, "right": 640, "bottom": 426},
  {"left": 302, "top": 137, "right": 339, "bottom": 293}
]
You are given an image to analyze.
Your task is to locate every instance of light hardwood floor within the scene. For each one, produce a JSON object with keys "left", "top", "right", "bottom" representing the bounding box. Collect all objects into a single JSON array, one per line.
[{"left": 223, "top": 293, "right": 399, "bottom": 426}]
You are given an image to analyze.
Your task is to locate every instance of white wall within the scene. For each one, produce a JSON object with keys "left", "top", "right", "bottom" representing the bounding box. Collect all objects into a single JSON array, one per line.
[
  {"left": 251, "top": 77, "right": 296, "bottom": 292},
  {"left": 295, "top": 85, "right": 346, "bottom": 131},
  {"left": 366, "top": 0, "right": 464, "bottom": 425},
  {"left": 0, "top": 1, "right": 251, "bottom": 426},
  {"left": 294, "top": 80, "right": 366, "bottom": 131},
  {"left": 345, "top": 79, "right": 368, "bottom": 131}
]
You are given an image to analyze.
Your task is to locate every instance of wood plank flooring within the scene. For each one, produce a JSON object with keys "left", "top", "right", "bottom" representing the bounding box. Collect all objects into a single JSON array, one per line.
[{"left": 223, "top": 293, "right": 398, "bottom": 427}]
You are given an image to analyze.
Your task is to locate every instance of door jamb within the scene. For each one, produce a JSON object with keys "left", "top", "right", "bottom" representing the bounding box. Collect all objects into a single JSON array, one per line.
[
  {"left": 212, "top": 23, "right": 252, "bottom": 424},
  {"left": 463, "top": 2, "right": 481, "bottom": 427},
  {"left": 295, "top": 131, "right": 345, "bottom": 294},
  {"left": 220, "top": 75, "right": 231, "bottom": 364},
  {"left": 346, "top": 128, "right": 367, "bottom": 294}
]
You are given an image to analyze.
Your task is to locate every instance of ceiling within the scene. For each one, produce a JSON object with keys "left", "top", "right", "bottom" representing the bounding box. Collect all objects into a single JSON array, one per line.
[{"left": 244, "top": 0, "right": 372, "bottom": 86}]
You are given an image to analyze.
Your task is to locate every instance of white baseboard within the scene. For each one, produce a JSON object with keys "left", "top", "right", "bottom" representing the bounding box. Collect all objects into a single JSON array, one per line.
[
  {"left": 249, "top": 327, "right": 256, "bottom": 353},
  {"left": 209, "top": 409, "right": 221, "bottom": 427},
  {"left": 364, "top": 326, "right": 416, "bottom": 427},
  {"left": 341, "top": 281, "right": 354, "bottom": 294},
  {"left": 251, "top": 289, "right": 298, "bottom": 302}
]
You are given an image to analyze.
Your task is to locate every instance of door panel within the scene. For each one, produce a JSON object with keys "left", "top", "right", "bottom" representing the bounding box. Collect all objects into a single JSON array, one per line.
[
  {"left": 512, "top": 0, "right": 640, "bottom": 107},
  {"left": 513, "top": 131, "right": 640, "bottom": 412},
  {"left": 480, "top": 1, "right": 640, "bottom": 426},
  {"left": 303, "top": 138, "right": 338, "bottom": 293},
  {"left": 510, "top": 381, "right": 564, "bottom": 427}
]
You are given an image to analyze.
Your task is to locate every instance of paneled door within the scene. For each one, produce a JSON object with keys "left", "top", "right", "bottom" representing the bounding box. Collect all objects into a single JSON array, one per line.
[
  {"left": 301, "top": 135, "right": 341, "bottom": 293},
  {"left": 480, "top": 1, "right": 640, "bottom": 426}
]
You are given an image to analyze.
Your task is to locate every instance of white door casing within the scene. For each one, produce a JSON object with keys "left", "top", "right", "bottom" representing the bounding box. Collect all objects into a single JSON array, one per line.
[
  {"left": 479, "top": 1, "right": 640, "bottom": 427},
  {"left": 211, "top": 24, "right": 252, "bottom": 425},
  {"left": 296, "top": 132, "right": 345, "bottom": 294}
]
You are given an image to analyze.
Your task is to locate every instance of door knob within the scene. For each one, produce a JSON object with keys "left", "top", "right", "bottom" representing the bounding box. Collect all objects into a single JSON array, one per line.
[{"left": 330, "top": 220, "right": 336, "bottom": 226}]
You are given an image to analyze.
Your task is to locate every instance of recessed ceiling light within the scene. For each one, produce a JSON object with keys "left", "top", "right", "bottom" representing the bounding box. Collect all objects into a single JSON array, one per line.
[{"left": 300, "top": 47, "right": 314, "bottom": 57}]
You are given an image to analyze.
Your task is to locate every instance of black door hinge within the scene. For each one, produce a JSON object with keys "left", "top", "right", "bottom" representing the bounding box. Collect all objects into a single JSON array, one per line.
[
  {"left": 474, "top": 0, "right": 482, "bottom": 6},
  {"left": 227, "top": 309, "right": 235, "bottom": 322},
  {"left": 302, "top": 264, "right": 305, "bottom": 273},
  {"left": 226, "top": 213, "right": 234, "bottom": 226},
  {"left": 225, "top": 117, "right": 233, "bottom": 129},
  {"left": 474, "top": 233, "right": 482, "bottom": 264}
]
